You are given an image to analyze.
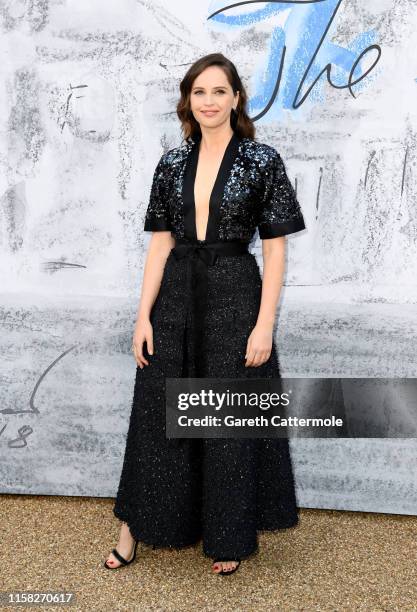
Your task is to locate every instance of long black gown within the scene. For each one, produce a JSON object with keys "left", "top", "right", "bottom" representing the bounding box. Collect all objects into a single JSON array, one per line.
[{"left": 113, "top": 130, "right": 306, "bottom": 560}]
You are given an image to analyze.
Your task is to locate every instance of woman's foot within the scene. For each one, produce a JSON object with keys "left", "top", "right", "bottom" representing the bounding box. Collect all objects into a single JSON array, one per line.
[
  {"left": 212, "top": 560, "right": 240, "bottom": 574},
  {"left": 105, "top": 522, "right": 136, "bottom": 568}
]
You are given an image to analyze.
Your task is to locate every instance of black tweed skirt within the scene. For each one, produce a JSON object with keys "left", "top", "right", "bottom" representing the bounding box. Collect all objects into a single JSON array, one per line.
[{"left": 113, "top": 249, "right": 299, "bottom": 560}]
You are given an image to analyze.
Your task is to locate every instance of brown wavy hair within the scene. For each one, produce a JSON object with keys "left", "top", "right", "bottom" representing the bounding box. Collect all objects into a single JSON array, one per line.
[{"left": 177, "top": 53, "right": 255, "bottom": 143}]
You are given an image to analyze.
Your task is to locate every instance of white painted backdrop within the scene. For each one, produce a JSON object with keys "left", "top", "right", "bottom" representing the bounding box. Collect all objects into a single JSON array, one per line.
[{"left": 0, "top": 0, "right": 416, "bottom": 514}]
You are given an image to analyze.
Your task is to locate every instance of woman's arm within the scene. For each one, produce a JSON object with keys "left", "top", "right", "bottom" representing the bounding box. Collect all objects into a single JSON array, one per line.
[
  {"left": 248, "top": 146, "right": 305, "bottom": 367},
  {"left": 245, "top": 236, "right": 285, "bottom": 367},
  {"left": 133, "top": 231, "right": 175, "bottom": 368},
  {"left": 257, "top": 236, "right": 286, "bottom": 328}
]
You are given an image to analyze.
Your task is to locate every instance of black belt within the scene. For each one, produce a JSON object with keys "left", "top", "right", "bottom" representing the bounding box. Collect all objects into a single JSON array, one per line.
[{"left": 171, "top": 239, "right": 249, "bottom": 375}]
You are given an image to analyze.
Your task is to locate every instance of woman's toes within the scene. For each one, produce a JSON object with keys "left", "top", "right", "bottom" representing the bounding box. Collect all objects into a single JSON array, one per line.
[
  {"left": 223, "top": 561, "right": 237, "bottom": 572},
  {"left": 106, "top": 554, "right": 120, "bottom": 568},
  {"left": 212, "top": 560, "right": 238, "bottom": 573}
]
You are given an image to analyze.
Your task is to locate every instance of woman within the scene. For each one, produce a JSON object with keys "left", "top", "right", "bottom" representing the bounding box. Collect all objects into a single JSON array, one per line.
[{"left": 105, "top": 53, "right": 306, "bottom": 575}]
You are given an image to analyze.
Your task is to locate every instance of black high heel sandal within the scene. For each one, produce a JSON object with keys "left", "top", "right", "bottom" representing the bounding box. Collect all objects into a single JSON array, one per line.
[
  {"left": 212, "top": 558, "right": 241, "bottom": 576},
  {"left": 104, "top": 540, "right": 139, "bottom": 570}
]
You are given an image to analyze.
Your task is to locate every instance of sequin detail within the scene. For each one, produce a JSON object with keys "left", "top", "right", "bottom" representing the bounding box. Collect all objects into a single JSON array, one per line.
[{"left": 143, "top": 136, "right": 306, "bottom": 242}]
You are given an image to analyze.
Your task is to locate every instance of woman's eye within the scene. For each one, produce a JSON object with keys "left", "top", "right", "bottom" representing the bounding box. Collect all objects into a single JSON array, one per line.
[{"left": 194, "top": 90, "right": 226, "bottom": 95}]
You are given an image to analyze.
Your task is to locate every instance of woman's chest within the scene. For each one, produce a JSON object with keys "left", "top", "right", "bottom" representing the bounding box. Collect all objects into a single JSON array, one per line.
[{"left": 166, "top": 144, "right": 264, "bottom": 242}]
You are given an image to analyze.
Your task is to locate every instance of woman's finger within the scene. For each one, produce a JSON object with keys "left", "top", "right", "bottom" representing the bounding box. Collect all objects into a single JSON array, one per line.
[
  {"left": 257, "top": 350, "right": 270, "bottom": 366},
  {"left": 247, "top": 348, "right": 271, "bottom": 367},
  {"left": 138, "top": 340, "right": 149, "bottom": 366},
  {"left": 253, "top": 350, "right": 264, "bottom": 367},
  {"left": 133, "top": 338, "right": 148, "bottom": 368},
  {"left": 246, "top": 348, "right": 259, "bottom": 367},
  {"left": 146, "top": 334, "right": 154, "bottom": 356},
  {"left": 131, "top": 343, "right": 142, "bottom": 368}
]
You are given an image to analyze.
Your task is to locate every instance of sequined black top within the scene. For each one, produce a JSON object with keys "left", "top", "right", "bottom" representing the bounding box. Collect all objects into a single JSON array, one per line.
[{"left": 143, "top": 131, "right": 306, "bottom": 243}]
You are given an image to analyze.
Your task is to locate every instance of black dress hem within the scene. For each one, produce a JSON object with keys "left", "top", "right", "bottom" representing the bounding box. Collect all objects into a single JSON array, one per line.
[
  {"left": 113, "top": 506, "right": 202, "bottom": 551},
  {"left": 113, "top": 504, "right": 300, "bottom": 559}
]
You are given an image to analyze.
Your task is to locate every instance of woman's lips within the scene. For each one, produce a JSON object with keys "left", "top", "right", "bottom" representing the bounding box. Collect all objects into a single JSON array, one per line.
[{"left": 201, "top": 111, "right": 218, "bottom": 116}]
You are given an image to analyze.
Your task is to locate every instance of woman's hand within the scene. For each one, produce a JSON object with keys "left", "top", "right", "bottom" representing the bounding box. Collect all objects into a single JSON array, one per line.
[
  {"left": 132, "top": 317, "right": 154, "bottom": 369},
  {"left": 245, "top": 322, "right": 273, "bottom": 367}
]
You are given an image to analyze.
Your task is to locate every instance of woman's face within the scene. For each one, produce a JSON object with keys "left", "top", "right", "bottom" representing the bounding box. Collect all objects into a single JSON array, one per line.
[{"left": 189, "top": 65, "right": 239, "bottom": 131}]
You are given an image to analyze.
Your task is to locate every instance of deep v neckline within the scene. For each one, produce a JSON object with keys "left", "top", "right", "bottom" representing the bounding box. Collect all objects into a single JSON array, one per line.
[{"left": 182, "top": 131, "right": 241, "bottom": 243}]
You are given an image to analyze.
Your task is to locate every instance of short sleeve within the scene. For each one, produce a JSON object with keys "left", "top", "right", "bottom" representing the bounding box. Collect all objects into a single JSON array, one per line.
[
  {"left": 257, "top": 149, "right": 306, "bottom": 239},
  {"left": 143, "top": 154, "right": 173, "bottom": 232}
]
